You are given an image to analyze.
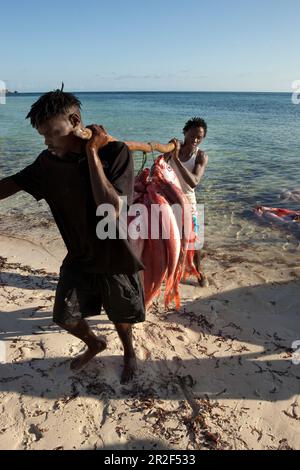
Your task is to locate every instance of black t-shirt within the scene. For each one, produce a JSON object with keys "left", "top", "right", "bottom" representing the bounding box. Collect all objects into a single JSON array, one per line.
[{"left": 11, "top": 142, "right": 144, "bottom": 274}]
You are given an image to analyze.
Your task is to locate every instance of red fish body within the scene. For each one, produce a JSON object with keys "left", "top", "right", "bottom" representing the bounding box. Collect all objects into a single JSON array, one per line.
[
  {"left": 131, "top": 156, "right": 199, "bottom": 310},
  {"left": 255, "top": 206, "right": 300, "bottom": 223}
]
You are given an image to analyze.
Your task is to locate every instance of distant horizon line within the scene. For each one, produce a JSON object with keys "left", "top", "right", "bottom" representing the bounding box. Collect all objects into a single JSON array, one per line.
[{"left": 7, "top": 90, "right": 291, "bottom": 95}]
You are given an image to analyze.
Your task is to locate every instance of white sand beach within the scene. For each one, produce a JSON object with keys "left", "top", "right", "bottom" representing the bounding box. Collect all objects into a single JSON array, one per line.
[{"left": 0, "top": 225, "right": 299, "bottom": 451}]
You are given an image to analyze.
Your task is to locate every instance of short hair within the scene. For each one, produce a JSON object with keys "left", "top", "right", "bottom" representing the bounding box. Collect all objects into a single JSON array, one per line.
[
  {"left": 183, "top": 117, "right": 207, "bottom": 137},
  {"left": 26, "top": 84, "right": 81, "bottom": 128}
]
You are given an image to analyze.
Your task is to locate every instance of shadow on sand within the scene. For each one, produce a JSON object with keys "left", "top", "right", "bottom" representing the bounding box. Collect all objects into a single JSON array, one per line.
[{"left": 1, "top": 279, "right": 299, "bottom": 404}]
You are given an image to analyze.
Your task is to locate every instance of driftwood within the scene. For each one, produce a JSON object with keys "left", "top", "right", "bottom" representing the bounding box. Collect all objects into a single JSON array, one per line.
[{"left": 73, "top": 127, "right": 176, "bottom": 154}]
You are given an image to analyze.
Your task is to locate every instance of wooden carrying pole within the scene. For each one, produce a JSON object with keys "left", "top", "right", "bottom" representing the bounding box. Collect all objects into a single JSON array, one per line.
[{"left": 74, "top": 127, "right": 176, "bottom": 154}]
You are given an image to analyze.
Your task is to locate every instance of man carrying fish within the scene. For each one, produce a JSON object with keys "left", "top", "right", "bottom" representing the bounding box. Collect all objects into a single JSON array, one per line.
[
  {"left": 166, "top": 117, "right": 209, "bottom": 286},
  {"left": 0, "top": 88, "right": 145, "bottom": 383}
]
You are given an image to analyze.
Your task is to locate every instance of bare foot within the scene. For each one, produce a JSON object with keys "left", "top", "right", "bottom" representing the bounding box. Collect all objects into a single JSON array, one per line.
[
  {"left": 70, "top": 338, "right": 107, "bottom": 371},
  {"left": 197, "top": 274, "right": 209, "bottom": 288},
  {"left": 121, "top": 356, "right": 138, "bottom": 384}
]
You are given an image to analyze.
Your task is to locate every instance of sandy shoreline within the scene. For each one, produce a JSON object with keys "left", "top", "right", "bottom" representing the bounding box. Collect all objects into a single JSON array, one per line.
[{"left": 0, "top": 230, "right": 300, "bottom": 450}]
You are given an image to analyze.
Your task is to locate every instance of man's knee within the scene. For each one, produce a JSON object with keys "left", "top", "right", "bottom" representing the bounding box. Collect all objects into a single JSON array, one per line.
[{"left": 56, "top": 320, "right": 81, "bottom": 331}]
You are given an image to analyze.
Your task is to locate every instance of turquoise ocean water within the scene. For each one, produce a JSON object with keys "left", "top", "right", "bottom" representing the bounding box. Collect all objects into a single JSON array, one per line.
[{"left": 0, "top": 92, "right": 300, "bottom": 251}]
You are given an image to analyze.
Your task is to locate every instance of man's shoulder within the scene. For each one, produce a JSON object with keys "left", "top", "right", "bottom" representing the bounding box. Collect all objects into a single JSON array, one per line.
[
  {"left": 196, "top": 149, "right": 208, "bottom": 165},
  {"left": 101, "top": 141, "right": 131, "bottom": 170},
  {"left": 16, "top": 150, "right": 49, "bottom": 172},
  {"left": 104, "top": 141, "right": 129, "bottom": 155}
]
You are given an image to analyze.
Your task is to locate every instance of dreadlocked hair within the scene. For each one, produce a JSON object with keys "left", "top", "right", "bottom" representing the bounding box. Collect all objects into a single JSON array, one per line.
[
  {"left": 183, "top": 117, "right": 208, "bottom": 137},
  {"left": 26, "top": 84, "right": 82, "bottom": 128}
]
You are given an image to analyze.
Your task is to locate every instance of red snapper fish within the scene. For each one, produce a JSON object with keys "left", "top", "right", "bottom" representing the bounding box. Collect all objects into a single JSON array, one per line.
[
  {"left": 151, "top": 156, "right": 181, "bottom": 188},
  {"left": 131, "top": 156, "right": 200, "bottom": 310},
  {"left": 255, "top": 206, "right": 300, "bottom": 223}
]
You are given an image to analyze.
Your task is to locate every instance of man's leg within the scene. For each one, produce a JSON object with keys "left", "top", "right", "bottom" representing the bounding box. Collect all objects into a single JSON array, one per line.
[
  {"left": 114, "top": 323, "right": 137, "bottom": 384},
  {"left": 101, "top": 272, "right": 145, "bottom": 383},
  {"left": 56, "top": 319, "right": 106, "bottom": 371},
  {"left": 194, "top": 250, "right": 209, "bottom": 287},
  {"left": 53, "top": 267, "right": 106, "bottom": 371}
]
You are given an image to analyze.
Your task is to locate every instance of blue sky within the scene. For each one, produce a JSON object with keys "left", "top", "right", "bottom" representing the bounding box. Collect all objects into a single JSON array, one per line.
[{"left": 1, "top": 0, "right": 299, "bottom": 92}]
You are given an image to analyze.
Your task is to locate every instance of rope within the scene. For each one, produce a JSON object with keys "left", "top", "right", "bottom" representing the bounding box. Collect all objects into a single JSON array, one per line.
[
  {"left": 137, "top": 151, "right": 148, "bottom": 177},
  {"left": 148, "top": 142, "right": 156, "bottom": 164}
]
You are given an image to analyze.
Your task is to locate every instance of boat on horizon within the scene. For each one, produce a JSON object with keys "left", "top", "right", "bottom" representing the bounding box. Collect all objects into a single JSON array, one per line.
[{"left": 5, "top": 89, "right": 18, "bottom": 95}]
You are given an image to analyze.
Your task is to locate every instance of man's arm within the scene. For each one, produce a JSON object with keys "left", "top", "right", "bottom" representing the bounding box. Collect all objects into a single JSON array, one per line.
[
  {"left": 0, "top": 177, "right": 21, "bottom": 201},
  {"left": 86, "top": 125, "right": 125, "bottom": 217},
  {"left": 172, "top": 149, "right": 208, "bottom": 189}
]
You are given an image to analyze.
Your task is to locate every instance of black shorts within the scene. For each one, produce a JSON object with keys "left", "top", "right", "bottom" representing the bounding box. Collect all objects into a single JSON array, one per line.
[{"left": 53, "top": 266, "right": 145, "bottom": 325}]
